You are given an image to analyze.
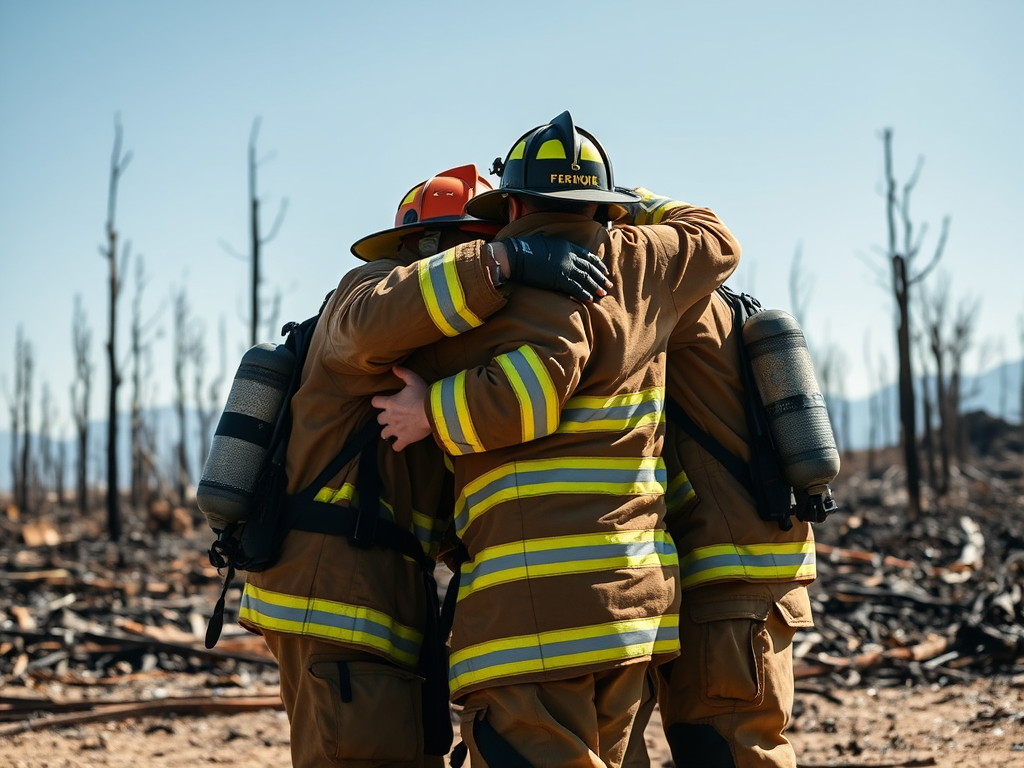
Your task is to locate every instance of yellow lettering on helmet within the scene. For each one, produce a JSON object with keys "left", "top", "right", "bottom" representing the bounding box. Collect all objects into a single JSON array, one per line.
[{"left": 550, "top": 174, "right": 558, "bottom": 183}]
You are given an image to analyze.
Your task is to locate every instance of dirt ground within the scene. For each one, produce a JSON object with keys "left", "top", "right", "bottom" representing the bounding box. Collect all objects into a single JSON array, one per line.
[{"left": 2, "top": 674, "right": 1023, "bottom": 767}]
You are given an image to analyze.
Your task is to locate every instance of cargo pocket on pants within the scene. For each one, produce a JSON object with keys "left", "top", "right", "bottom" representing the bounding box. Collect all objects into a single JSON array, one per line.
[
  {"left": 691, "top": 596, "right": 771, "bottom": 709},
  {"left": 307, "top": 658, "right": 422, "bottom": 762}
]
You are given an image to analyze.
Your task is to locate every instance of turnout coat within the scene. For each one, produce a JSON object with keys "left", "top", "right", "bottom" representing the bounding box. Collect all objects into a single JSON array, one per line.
[
  {"left": 412, "top": 204, "right": 741, "bottom": 701},
  {"left": 239, "top": 242, "right": 507, "bottom": 669}
]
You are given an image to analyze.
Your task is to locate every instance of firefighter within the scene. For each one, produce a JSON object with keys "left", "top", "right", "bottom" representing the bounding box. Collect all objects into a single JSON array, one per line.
[
  {"left": 237, "top": 164, "right": 609, "bottom": 768},
  {"left": 621, "top": 195, "right": 816, "bottom": 768},
  {"left": 373, "top": 112, "right": 742, "bottom": 768}
]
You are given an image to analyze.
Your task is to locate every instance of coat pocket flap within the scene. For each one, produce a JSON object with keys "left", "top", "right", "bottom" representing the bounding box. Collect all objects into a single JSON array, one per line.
[{"left": 689, "top": 595, "right": 770, "bottom": 623}]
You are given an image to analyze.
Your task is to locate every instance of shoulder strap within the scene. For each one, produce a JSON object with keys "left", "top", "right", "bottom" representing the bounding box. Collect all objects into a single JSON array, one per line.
[{"left": 664, "top": 397, "right": 754, "bottom": 496}]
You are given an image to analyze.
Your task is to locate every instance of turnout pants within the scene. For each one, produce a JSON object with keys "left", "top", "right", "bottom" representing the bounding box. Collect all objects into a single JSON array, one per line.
[
  {"left": 459, "top": 661, "right": 649, "bottom": 768},
  {"left": 627, "top": 582, "right": 813, "bottom": 768},
  {"left": 263, "top": 629, "right": 443, "bottom": 768}
]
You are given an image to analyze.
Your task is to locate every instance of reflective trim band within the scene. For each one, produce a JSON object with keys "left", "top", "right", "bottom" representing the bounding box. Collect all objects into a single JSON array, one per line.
[
  {"left": 400, "top": 185, "right": 422, "bottom": 207},
  {"left": 635, "top": 194, "right": 686, "bottom": 226},
  {"left": 508, "top": 141, "right": 526, "bottom": 161},
  {"left": 418, "top": 247, "right": 484, "bottom": 337},
  {"left": 495, "top": 345, "right": 559, "bottom": 443},
  {"left": 579, "top": 138, "right": 602, "bottom": 162},
  {"left": 431, "top": 371, "right": 484, "bottom": 456},
  {"left": 535, "top": 139, "right": 566, "bottom": 159},
  {"left": 240, "top": 585, "right": 422, "bottom": 668},
  {"left": 678, "top": 541, "right": 817, "bottom": 589},
  {"left": 454, "top": 456, "right": 666, "bottom": 537},
  {"left": 557, "top": 388, "right": 664, "bottom": 434},
  {"left": 666, "top": 470, "right": 696, "bottom": 515},
  {"left": 459, "top": 529, "right": 678, "bottom": 600},
  {"left": 449, "top": 614, "right": 679, "bottom": 694}
]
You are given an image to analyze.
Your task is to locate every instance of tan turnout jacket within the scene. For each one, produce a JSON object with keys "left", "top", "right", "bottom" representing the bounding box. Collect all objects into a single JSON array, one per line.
[
  {"left": 412, "top": 205, "right": 741, "bottom": 701},
  {"left": 664, "top": 289, "right": 817, "bottom": 594},
  {"left": 239, "top": 244, "right": 506, "bottom": 669}
]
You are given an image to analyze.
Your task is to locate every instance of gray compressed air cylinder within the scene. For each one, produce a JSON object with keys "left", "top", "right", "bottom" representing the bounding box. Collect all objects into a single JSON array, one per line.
[
  {"left": 742, "top": 310, "right": 840, "bottom": 494},
  {"left": 197, "top": 343, "right": 295, "bottom": 530}
]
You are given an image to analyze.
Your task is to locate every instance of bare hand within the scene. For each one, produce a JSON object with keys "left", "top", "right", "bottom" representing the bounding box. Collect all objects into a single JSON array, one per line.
[{"left": 370, "top": 366, "right": 431, "bottom": 451}]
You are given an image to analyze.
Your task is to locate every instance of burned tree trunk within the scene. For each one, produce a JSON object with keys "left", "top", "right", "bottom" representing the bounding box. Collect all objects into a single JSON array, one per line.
[
  {"left": 172, "top": 286, "right": 193, "bottom": 505},
  {"left": 71, "top": 296, "right": 94, "bottom": 515},
  {"left": 101, "top": 117, "right": 132, "bottom": 542},
  {"left": 879, "top": 128, "right": 948, "bottom": 521}
]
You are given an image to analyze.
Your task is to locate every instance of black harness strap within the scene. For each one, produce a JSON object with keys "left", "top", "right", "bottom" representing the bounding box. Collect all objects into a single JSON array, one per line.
[{"left": 664, "top": 397, "right": 754, "bottom": 497}]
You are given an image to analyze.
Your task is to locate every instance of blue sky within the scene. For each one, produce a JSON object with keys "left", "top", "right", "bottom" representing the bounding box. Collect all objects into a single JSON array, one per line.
[{"left": 1, "top": 0, "right": 1022, "bottom": 436}]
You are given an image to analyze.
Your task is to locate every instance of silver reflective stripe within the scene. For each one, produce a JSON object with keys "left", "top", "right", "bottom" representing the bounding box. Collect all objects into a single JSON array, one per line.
[
  {"left": 239, "top": 591, "right": 421, "bottom": 659},
  {"left": 436, "top": 376, "right": 473, "bottom": 453},
  {"left": 560, "top": 398, "right": 662, "bottom": 428},
  {"left": 454, "top": 462, "right": 666, "bottom": 534},
  {"left": 461, "top": 535, "right": 676, "bottom": 594},
  {"left": 448, "top": 620, "right": 678, "bottom": 684},
  {"left": 679, "top": 549, "right": 815, "bottom": 582},
  {"left": 501, "top": 346, "right": 554, "bottom": 439},
  {"left": 424, "top": 251, "right": 476, "bottom": 335}
]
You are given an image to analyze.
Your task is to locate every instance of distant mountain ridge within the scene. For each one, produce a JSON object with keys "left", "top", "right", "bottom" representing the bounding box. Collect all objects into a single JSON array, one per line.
[{"left": 2, "top": 360, "right": 1021, "bottom": 493}]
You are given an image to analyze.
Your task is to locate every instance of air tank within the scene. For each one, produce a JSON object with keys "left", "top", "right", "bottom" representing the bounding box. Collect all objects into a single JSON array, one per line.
[
  {"left": 742, "top": 309, "right": 840, "bottom": 507},
  {"left": 197, "top": 343, "right": 295, "bottom": 531}
]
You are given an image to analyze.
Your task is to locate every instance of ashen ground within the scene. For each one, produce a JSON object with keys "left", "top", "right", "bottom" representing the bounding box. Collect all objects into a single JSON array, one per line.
[{"left": 2, "top": 674, "right": 1022, "bottom": 768}]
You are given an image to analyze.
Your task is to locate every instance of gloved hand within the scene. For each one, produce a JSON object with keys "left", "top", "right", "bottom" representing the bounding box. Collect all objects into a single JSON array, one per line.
[{"left": 502, "top": 234, "right": 611, "bottom": 303}]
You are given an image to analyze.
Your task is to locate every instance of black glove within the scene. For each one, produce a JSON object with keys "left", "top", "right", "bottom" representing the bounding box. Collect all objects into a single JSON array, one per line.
[{"left": 502, "top": 234, "right": 610, "bottom": 303}]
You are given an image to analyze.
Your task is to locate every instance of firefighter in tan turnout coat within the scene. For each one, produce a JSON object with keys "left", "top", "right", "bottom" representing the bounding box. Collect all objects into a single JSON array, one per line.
[
  {"left": 237, "top": 165, "right": 609, "bottom": 767},
  {"left": 622, "top": 194, "right": 816, "bottom": 768},
  {"left": 374, "top": 112, "right": 741, "bottom": 768}
]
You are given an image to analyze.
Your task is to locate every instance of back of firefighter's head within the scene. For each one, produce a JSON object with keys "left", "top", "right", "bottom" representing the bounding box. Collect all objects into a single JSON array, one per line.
[
  {"left": 465, "top": 111, "right": 640, "bottom": 225},
  {"left": 350, "top": 165, "right": 501, "bottom": 261}
]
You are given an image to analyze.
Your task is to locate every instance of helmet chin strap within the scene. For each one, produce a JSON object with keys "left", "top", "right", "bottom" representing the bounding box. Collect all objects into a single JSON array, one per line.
[{"left": 417, "top": 230, "right": 442, "bottom": 257}]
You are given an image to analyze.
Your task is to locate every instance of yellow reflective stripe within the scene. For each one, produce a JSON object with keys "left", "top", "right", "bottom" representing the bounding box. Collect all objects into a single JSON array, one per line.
[
  {"left": 400, "top": 184, "right": 422, "bottom": 207},
  {"left": 635, "top": 194, "right": 686, "bottom": 226},
  {"left": 429, "top": 371, "right": 484, "bottom": 456},
  {"left": 508, "top": 141, "right": 526, "bottom": 161},
  {"left": 454, "top": 457, "right": 666, "bottom": 537},
  {"left": 666, "top": 470, "right": 696, "bottom": 515},
  {"left": 458, "top": 529, "right": 677, "bottom": 600},
  {"left": 314, "top": 482, "right": 356, "bottom": 505},
  {"left": 678, "top": 541, "right": 817, "bottom": 589},
  {"left": 557, "top": 388, "right": 664, "bottom": 434},
  {"left": 240, "top": 584, "right": 422, "bottom": 668},
  {"left": 417, "top": 248, "right": 483, "bottom": 337},
  {"left": 495, "top": 345, "right": 559, "bottom": 443},
  {"left": 449, "top": 614, "right": 679, "bottom": 693},
  {"left": 579, "top": 138, "right": 601, "bottom": 162},
  {"left": 535, "top": 139, "right": 566, "bottom": 159}
]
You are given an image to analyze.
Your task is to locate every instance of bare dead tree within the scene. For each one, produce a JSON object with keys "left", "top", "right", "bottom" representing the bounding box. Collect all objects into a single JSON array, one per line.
[
  {"left": 4, "top": 327, "right": 32, "bottom": 513},
  {"left": 193, "top": 317, "right": 227, "bottom": 475},
  {"left": 18, "top": 335, "right": 33, "bottom": 515},
  {"left": 817, "top": 343, "right": 846, "bottom": 453},
  {"left": 220, "top": 117, "right": 288, "bottom": 347},
  {"left": 876, "top": 128, "right": 949, "bottom": 521},
  {"left": 100, "top": 116, "right": 132, "bottom": 542},
  {"left": 172, "top": 284, "right": 194, "bottom": 505},
  {"left": 948, "top": 295, "right": 980, "bottom": 462},
  {"left": 863, "top": 331, "right": 879, "bottom": 475},
  {"left": 915, "top": 331, "right": 939, "bottom": 493},
  {"left": 921, "top": 275, "right": 951, "bottom": 493},
  {"left": 55, "top": 428, "right": 67, "bottom": 507},
  {"left": 129, "top": 255, "right": 162, "bottom": 509},
  {"left": 71, "top": 296, "right": 94, "bottom": 515},
  {"left": 995, "top": 339, "right": 1008, "bottom": 421},
  {"left": 39, "top": 382, "right": 56, "bottom": 507}
]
